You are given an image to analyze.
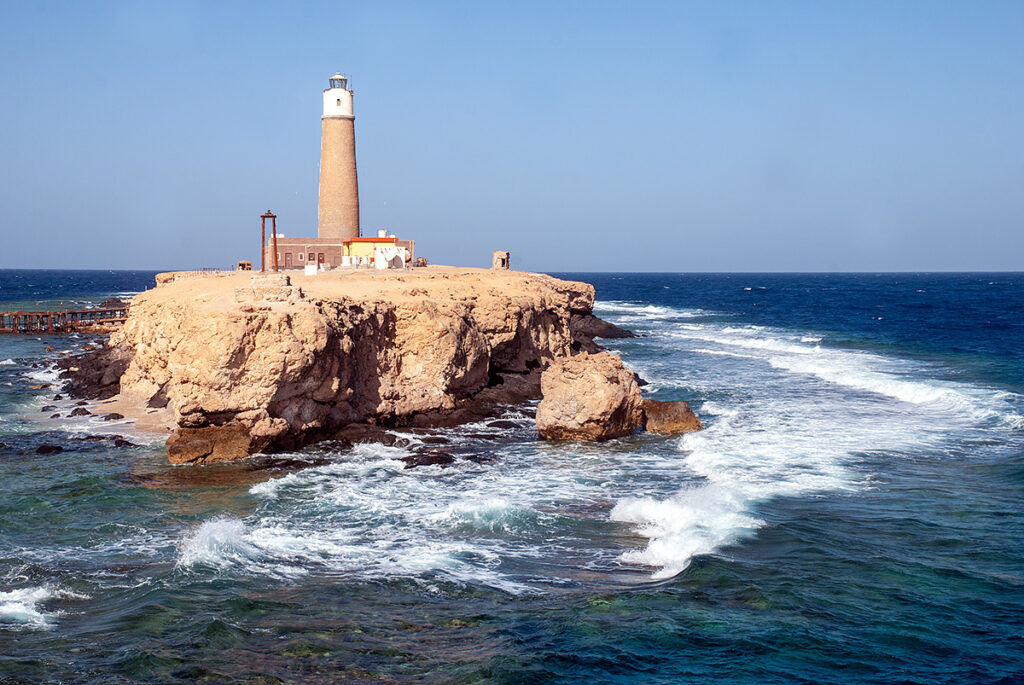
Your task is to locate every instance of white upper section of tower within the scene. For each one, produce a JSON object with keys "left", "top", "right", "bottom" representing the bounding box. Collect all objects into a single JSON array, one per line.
[{"left": 323, "top": 72, "right": 354, "bottom": 118}]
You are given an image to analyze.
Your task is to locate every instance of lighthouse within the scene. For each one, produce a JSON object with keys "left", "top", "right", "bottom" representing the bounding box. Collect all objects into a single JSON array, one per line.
[
  {"left": 260, "top": 72, "right": 414, "bottom": 271},
  {"left": 317, "top": 73, "right": 360, "bottom": 241}
]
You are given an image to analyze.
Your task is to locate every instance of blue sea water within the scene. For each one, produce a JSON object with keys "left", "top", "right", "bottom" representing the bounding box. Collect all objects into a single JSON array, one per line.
[{"left": 1, "top": 270, "right": 1022, "bottom": 683}]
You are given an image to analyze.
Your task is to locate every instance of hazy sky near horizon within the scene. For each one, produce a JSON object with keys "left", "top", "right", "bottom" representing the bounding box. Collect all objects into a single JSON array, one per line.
[{"left": 1, "top": 1, "right": 1022, "bottom": 272}]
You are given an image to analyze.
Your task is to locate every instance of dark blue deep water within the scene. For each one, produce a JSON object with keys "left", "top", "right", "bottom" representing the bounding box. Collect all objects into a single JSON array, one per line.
[{"left": 1, "top": 270, "right": 1022, "bottom": 683}]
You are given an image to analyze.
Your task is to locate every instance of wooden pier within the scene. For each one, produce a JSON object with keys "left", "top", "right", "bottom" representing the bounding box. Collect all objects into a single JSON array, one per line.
[{"left": 0, "top": 306, "right": 128, "bottom": 334}]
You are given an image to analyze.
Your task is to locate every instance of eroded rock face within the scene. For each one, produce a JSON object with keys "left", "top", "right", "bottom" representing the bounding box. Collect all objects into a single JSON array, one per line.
[
  {"left": 641, "top": 399, "right": 703, "bottom": 435},
  {"left": 89, "top": 269, "right": 603, "bottom": 464},
  {"left": 536, "top": 352, "right": 644, "bottom": 441}
]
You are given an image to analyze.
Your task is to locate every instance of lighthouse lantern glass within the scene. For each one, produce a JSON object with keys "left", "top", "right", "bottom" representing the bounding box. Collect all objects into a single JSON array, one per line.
[{"left": 331, "top": 76, "right": 347, "bottom": 90}]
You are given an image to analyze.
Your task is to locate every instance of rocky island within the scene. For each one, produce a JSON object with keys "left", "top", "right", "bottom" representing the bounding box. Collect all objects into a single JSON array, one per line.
[{"left": 61, "top": 267, "right": 699, "bottom": 464}]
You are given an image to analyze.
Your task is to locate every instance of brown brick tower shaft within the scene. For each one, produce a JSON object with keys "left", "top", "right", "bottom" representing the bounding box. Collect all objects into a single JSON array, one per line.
[{"left": 318, "top": 116, "right": 359, "bottom": 240}]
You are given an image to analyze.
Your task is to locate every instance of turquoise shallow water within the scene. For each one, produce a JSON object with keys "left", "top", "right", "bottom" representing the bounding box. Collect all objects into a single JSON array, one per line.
[{"left": 1, "top": 270, "right": 1023, "bottom": 683}]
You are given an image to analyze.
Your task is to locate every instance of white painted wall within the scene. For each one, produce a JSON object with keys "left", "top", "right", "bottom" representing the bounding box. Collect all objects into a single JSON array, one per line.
[
  {"left": 322, "top": 87, "right": 354, "bottom": 118},
  {"left": 375, "top": 246, "right": 409, "bottom": 269}
]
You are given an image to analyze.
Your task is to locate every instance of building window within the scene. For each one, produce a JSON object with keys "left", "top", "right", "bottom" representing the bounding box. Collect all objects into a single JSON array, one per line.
[
  {"left": 298, "top": 253, "right": 304, "bottom": 261},
  {"left": 336, "top": 99, "right": 341, "bottom": 106},
  {"left": 309, "top": 253, "right": 315, "bottom": 262}
]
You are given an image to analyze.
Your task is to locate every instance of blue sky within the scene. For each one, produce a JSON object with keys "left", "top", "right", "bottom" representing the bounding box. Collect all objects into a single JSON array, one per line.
[{"left": 1, "top": 1, "right": 1022, "bottom": 271}]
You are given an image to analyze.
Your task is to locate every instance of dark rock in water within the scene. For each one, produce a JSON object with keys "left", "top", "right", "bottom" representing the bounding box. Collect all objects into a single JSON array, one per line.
[
  {"left": 641, "top": 399, "right": 703, "bottom": 435},
  {"left": 53, "top": 394, "right": 63, "bottom": 401},
  {"left": 487, "top": 420, "right": 519, "bottom": 430},
  {"left": 41, "top": 405, "right": 57, "bottom": 412},
  {"left": 72, "top": 435, "right": 108, "bottom": 442},
  {"left": 102, "top": 413, "right": 125, "bottom": 421},
  {"left": 570, "top": 313, "right": 637, "bottom": 353},
  {"left": 113, "top": 438, "right": 137, "bottom": 448},
  {"left": 248, "top": 455, "right": 332, "bottom": 471},
  {"left": 574, "top": 314, "right": 636, "bottom": 339},
  {"left": 401, "top": 452, "right": 456, "bottom": 469},
  {"left": 58, "top": 342, "right": 133, "bottom": 401},
  {"left": 36, "top": 444, "right": 63, "bottom": 455},
  {"left": 100, "top": 297, "right": 127, "bottom": 309},
  {"left": 74, "top": 401, "right": 88, "bottom": 407},
  {"left": 465, "top": 432, "right": 501, "bottom": 441},
  {"left": 420, "top": 436, "right": 449, "bottom": 445},
  {"left": 634, "top": 373, "right": 649, "bottom": 387},
  {"left": 45, "top": 346, "right": 55, "bottom": 353},
  {"left": 49, "top": 413, "right": 61, "bottom": 419},
  {"left": 70, "top": 407, "right": 92, "bottom": 417},
  {"left": 0, "top": 442, "right": 10, "bottom": 450},
  {"left": 461, "top": 453, "right": 499, "bottom": 465},
  {"left": 31, "top": 363, "right": 41, "bottom": 368},
  {"left": 166, "top": 422, "right": 265, "bottom": 465},
  {"left": 332, "top": 423, "right": 396, "bottom": 447}
]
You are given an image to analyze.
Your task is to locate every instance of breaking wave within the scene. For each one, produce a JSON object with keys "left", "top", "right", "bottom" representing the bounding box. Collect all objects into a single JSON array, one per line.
[
  {"left": 0, "top": 586, "right": 87, "bottom": 631},
  {"left": 594, "top": 300, "right": 1024, "bottom": 578}
]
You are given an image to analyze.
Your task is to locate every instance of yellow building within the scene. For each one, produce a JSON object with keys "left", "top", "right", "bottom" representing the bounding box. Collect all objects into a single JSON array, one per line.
[{"left": 343, "top": 236, "right": 397, "bottom": 259}]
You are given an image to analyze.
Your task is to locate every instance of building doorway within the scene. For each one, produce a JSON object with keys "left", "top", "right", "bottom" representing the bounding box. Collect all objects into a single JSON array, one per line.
[{"left": 284, "top": 253, "right": 293, "bottom": 269}]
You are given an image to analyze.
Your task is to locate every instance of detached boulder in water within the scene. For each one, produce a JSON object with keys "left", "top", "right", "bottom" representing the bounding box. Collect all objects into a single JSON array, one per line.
[
  {"left": 641, "top": 399, "right": 702, "bottom": 435},
  {"left": 537, "top": 352, "right": 644, "bottom": 440},
  {"left": 166, "top": 422, "right": 266, "bottom": 465}
]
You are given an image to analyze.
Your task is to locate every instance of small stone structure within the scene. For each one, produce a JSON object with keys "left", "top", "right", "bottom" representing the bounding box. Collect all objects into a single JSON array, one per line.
[{"left": 492, "top": 251, "right": 510, "bottom": 270}]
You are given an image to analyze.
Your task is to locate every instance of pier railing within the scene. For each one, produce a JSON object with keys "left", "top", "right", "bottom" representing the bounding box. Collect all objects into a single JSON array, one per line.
[{"left": 0, "top": 306, "right": 129, "bottom": 334}]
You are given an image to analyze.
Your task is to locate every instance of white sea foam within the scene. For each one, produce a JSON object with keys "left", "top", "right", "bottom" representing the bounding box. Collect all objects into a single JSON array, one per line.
[
  {"left": 177, "top": 517, "right": 305, "bottom": 579},
  {"left": 0, "top": 586, "right": 86, "bottom": 631},
  {"left": 177, "top": 518, "right": 260, "bottom": 569},
  {"left": 611, "top": 484, "right": 764, "bottom": 579},
  {"left": 769, "top": 355, "right": 1024, "bottom": 428},
  {"left": 671, "top": 332, "right": 819, "bottom": 356},
  {"left": 0, "top": 358, "right": 15, "bottom": 366},
  {"left": 431, "top": 497, "right": 540, "bottom": 535},
  {"left": 24, "top": 366, "right": 61, "bottom": 384},
  {"left": 594, "top": 302, "right": 715, "bottom": 319},
  {"left": 691, "top": 348, "right": 760, "bottom": 359},
  {"left": 0, "top": 587, "right": 55, "bottom": 629}
]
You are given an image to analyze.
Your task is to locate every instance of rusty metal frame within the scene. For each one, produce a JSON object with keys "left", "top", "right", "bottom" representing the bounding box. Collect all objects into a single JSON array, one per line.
[{"left": 260, "top": 210, "right": 278, "bottom": 272}]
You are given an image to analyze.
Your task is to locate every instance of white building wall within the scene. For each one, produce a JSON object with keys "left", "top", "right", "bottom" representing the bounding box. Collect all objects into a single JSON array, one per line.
[{"left": 322, "top": 88, "right": 354, "bottom": 118}]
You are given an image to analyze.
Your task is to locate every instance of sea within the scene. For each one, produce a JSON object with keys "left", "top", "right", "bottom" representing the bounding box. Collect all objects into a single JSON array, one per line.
[{"left": 1, "top": 269, "right": 1022, "bottom": 684}]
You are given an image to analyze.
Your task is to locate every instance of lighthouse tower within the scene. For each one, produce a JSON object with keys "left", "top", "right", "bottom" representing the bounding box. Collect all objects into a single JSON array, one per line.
[{"left": 317, "top": 73, "right": 360, "bottom": 241}]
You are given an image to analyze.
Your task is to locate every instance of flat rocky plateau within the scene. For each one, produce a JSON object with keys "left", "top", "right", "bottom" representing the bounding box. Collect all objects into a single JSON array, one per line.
[{"left": 61, "top": 267, "right": 633, "bottom": 464}]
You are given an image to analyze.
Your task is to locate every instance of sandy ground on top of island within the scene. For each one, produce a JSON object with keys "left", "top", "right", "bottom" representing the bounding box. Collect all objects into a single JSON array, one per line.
[{"left": 148, "top": 266, "right": 579, "bottom": 313}]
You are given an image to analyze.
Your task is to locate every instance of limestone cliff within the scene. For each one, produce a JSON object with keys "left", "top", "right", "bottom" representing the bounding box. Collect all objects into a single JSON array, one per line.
[{"left": 95, "top": 268, "right": 603, "bottom": 463}]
